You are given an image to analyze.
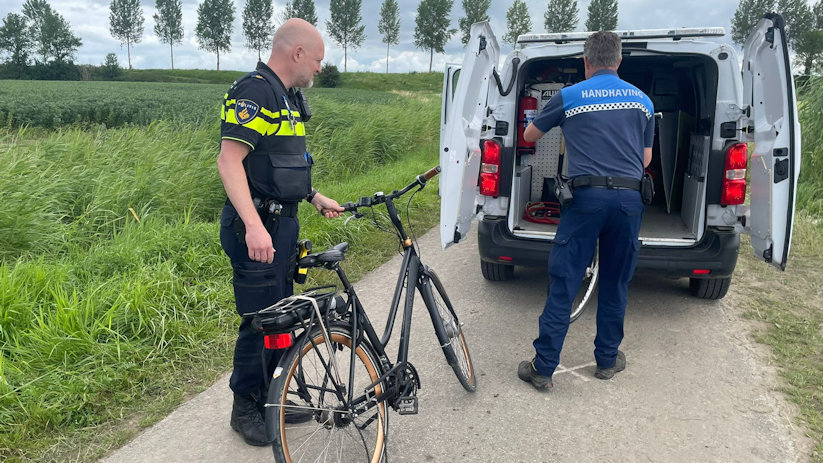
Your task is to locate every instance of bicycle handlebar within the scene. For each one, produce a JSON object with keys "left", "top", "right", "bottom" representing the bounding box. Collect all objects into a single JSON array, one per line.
[{"left": 340, "top": 165, "right": 440, "bottom": 213}]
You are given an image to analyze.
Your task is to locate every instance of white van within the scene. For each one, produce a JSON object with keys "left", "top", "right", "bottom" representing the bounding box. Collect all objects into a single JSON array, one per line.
[{"left": 439, "top": 14, "right": 800, "bottom": 301}]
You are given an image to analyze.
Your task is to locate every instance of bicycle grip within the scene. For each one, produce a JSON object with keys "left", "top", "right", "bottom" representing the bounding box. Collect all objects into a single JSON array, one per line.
[
  {"left": 341, "top": 202, "right": 357, "bottom": 212},
  {"left": 422, "top": 165, "right": 441, "bottom": 181}
]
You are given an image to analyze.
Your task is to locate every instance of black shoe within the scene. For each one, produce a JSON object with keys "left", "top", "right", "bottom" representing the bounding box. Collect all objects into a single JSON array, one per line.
[
  {"left": 517, "top": 359, "right": 553, "bottom": 392},
  {"left": 230, "top": 393, "right": 272, "bottom": 446},
  {"left": 594, "top": 350, "right": 626, "bottom": 380},
  {"left": 283, "top": 400, "right": 314, "bottom": 424}
]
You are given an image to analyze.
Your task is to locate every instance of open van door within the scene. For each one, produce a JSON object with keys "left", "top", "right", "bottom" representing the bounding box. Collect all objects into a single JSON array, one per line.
[
  {"left": 440, "top": 21, "right": 499, "bottom": 249},
  {"left": 439, "top": 64, "right": 461, "bottom": 198},
  {"left": 742, "top": 13, "right": 801, "bottom": 271}
]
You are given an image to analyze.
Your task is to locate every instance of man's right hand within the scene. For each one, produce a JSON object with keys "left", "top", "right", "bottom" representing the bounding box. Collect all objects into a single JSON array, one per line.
[{"left": 244, "top": 222, "right": 275, "bottom": 263}]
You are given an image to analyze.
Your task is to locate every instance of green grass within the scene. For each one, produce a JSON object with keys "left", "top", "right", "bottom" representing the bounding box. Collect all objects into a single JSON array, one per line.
[{"left": 0, "top": 83, "right": 441, "bottom": 462}]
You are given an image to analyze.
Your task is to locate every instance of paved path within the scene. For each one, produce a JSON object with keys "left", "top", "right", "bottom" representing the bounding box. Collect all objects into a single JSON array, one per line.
[{"left": 102, "top": 229, "right": 809, "bottom": 463}]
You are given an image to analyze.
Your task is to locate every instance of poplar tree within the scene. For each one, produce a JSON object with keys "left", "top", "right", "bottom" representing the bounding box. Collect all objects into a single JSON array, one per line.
[
  {"left": 0, "top": 13, "right": 31, "bottom": 67},
  {"left": 153, "top": 0, "right": 183, "bottom": 69},
  {"left": 458, "top": 0, "right": 491, "bottom": 45},
  {"left": 776, "top": 0, "right": 813, "bottom": 48},
  {"left": 414, "top": 0, "right": 455, "bottom": 72},
  {"left": 731, "top": 0, "right": 774, "bottom": 46},
  {"left": 109, "top": 0, "right": 144, "bottom": 69},
  {"left": 282, "top": 0, "right": 318, "bottom": 26},
  {"left": 585, "top": 0, "right": 618, "bottom": 31},
  {"left": 795, "top": 0, "right": 823, "bottom": 74},
  {"left": 503, "top": 0, "right": 532, "bottom": 46},
  {"left": 22, "top": 0, "right": 53, "bottom": 62},
  {"left": 326, "top": 0, "right": 365, "bottom": 72},
  {"left": 545, "top": 0, "right": 578, "bottom": 33},
  {"left": 195, "top": 0, "right": 235, "bottom": 71},
  {"left": 243, "top": 0, "right": 273, "bottom": 61},
  {"left": 377, "top": 0, "right": 400, "bottom": 73}
]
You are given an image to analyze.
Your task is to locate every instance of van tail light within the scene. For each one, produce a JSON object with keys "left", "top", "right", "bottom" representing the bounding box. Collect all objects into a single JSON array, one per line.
[
  {"left": 264, "top": 333, "right": 293, "bottom": 350},
  {"left": 479, "top": 139, "right": 501, "bottom": 197},
  {"left": 721, "top": 143, "right": 748, "bottom": 206}
]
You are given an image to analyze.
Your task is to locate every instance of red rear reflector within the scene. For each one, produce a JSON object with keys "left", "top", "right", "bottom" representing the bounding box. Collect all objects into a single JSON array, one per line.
[
  {"left": 692, "top": 269, "right": 711, "bottom": 275},
  {"left": 499, "top": 256, "right": 513, "bottom": 261},
  {"left": 264, "top": 333, "right": 294, "bottom": 350}
]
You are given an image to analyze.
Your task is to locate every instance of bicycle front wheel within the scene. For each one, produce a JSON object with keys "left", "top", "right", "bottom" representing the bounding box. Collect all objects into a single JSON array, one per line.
[
  {"left": 420, "top": 269, "right": 477, "bottom": 392},
  {"left": 268, "top": 325, "right": 388, "bottom": 463}
]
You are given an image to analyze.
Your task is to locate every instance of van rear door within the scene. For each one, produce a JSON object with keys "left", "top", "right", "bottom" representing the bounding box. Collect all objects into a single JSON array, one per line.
[
  {"left": 439, "top": 21, "right": 499, "bottom": 249},
  {"left": 742, "top": 13, "right": 801, "bottom": 271}
]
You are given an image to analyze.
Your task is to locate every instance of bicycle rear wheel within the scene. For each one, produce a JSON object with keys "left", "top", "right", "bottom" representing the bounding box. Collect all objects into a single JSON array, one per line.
[
  {"left": 569, "top": 249, "right": 598, "bottom": 323},
  {"left": 420, "top": 269, "right": 477, "bottom": 392},
  {"left": 268, "top": 325, "right": 388, "bottom": 463}
]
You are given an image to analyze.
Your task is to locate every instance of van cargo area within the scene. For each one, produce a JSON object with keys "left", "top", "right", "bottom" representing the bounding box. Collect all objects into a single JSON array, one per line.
[{"left": 510, "top": 54, "right": 719, "bottom": 247}]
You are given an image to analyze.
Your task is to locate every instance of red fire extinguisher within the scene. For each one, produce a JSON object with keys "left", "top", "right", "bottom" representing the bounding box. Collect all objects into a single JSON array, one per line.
[{"left": 518, "top": 93, "right": 538, "bottom": 152}]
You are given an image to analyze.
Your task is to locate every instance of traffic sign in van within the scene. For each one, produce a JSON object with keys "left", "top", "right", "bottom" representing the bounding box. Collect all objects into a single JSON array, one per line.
[{"left": 439, "top": 15, "right": 800, "bottom": 301}]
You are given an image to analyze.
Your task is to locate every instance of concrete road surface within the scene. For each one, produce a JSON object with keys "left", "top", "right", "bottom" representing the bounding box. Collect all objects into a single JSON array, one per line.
[{"left": 101, "top": 229, "right": 810, "bottom": 463}]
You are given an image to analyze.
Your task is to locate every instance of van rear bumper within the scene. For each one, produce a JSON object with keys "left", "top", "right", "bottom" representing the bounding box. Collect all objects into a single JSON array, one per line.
[{"left": 477, "top": 217, "right": 739, "bottom": 279}]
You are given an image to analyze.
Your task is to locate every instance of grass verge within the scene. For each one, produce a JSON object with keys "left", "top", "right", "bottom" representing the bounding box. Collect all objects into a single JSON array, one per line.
[{"left": 731, "top": 212, "right": 823, "bottom": 461}]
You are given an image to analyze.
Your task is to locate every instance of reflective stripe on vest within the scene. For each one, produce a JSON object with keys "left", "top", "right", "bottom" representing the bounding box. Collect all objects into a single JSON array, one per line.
[{"left": 222, "top": 100, "right": 306, "bottom": 136}]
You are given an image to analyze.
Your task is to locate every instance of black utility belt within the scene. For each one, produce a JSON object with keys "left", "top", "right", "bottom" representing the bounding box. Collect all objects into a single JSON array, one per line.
[
  {"left": 570, "top": 176, "right": 641, "bottom": 191},
  {"left": 254, "top": 198, "right": 299, "bottom": 218}
]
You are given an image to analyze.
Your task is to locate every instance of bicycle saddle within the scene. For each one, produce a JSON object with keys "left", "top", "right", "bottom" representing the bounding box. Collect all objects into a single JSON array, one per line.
[{"left": 298, "top": 242, "right": 349, "bottom": 267}]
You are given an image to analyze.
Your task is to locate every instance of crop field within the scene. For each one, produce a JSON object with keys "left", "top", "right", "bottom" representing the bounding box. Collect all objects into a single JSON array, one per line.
[{"left": 0, "top": 78, "right": 441, "bottom": 462}]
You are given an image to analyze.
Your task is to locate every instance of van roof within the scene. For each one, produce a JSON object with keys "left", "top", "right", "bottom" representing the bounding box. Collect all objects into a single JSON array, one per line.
[{"left": 517, "top": 27, "right": 726, "bottom": 45}]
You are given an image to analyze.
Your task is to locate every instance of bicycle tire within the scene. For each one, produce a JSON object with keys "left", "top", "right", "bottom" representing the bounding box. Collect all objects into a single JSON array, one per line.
[
  {"left": 569, "top": 250, "right": 599, "bottom": 323},
  {"left": 420, "top": 269, "right": 477, "bottom": 392},
  {"left": 268, "top": 324, "right": 388, "bottom": 463}
]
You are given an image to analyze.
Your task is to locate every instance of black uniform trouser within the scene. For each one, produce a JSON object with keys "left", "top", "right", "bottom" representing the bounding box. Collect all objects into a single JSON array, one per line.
[{"left": 219, "top": 203, "right": 300, "bottom": 396}]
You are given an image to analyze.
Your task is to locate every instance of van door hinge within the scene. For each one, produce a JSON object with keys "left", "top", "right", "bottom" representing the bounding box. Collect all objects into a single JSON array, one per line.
[
  {"left": 763, "top": 245, "right": 772, "bottom": 263},
  {"left": 453, "top": 228, "right": 462, "bottom": 244},
  {"left": 478, "top": 36, "right": 487, "bottom": 53}
]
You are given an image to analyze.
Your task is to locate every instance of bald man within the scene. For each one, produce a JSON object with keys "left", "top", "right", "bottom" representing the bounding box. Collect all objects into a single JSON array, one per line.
[{"left": 217, "top": 18, "right": 343, "bottom": 446}]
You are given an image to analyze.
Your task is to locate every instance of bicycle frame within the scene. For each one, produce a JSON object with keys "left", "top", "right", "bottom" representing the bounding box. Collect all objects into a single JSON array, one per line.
[{"left": 304, "top": 169, "right": 442, "bottom": 415}]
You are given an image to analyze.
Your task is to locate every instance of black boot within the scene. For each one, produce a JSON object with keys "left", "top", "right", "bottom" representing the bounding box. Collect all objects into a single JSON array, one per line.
[{"left": 230, "top": 393, "right": 272, "bottom": 446}]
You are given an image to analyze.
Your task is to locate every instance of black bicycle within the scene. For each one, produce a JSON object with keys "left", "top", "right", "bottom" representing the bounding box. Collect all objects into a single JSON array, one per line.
[{"left": 245, "top": 166, "right": 476, "bottom": 462}]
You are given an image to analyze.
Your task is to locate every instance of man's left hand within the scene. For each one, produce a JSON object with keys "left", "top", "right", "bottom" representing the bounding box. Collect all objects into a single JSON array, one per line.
[{"left": 311, "top": 192, "right": 344, "bottom": 219}]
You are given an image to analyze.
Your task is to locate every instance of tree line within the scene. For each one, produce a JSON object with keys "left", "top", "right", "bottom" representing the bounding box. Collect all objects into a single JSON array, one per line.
[{"left": 1, "top": 0, "right": 822, "bottom": 77}]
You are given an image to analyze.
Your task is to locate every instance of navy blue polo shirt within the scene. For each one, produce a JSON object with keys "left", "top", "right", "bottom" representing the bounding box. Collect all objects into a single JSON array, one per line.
[{"left": 532, "top": 69, "right": 655, "bottom": 179}]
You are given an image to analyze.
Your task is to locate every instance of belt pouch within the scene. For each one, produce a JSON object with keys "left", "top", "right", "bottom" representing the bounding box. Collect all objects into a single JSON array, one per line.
[{"left": 641, "top": 173, "right": 654, "bottom": 205}]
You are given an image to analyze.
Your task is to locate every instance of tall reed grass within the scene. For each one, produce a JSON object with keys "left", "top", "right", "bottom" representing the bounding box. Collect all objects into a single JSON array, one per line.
[{"left": 797, "top": 77, "right": 823, "bottom": 216}]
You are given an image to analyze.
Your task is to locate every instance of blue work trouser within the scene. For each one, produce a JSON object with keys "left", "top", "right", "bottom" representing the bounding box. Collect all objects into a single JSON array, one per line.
[
  {"left": 533, "top": 187, "right": 644, "bottom": 377},
  {"left": 220, "top": 203, "right": 300, "bottom": 395}
]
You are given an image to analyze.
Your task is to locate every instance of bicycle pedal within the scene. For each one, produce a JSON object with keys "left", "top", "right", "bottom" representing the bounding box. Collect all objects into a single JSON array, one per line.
[{"left": 397, "top": 396, "right": 418, "bottom": 415}]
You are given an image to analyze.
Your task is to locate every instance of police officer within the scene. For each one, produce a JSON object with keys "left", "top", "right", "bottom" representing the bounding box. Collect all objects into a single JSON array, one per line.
[
  {"left": 217, "top": 18, "right": 344, "bottom": 445},
  {"left": 517, "top": 31, "right": 654, "bottom": 391}
]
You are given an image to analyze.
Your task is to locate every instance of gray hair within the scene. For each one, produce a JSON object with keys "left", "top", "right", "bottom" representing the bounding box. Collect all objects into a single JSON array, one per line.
[{"left": 583, "top": 31, "right": 622, "bottom": 68}]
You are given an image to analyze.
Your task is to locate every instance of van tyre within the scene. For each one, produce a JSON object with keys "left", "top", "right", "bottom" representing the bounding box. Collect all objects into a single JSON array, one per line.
[
  {"left": 481, "top": 261, "right": 513, "bottom": 281},
  {"left": 689, "top": 277, "right": 731, "bottom": 300}
]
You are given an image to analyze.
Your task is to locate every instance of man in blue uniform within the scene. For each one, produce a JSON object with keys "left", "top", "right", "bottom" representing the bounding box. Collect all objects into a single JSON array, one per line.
[
  {"left": 217, "top": 18, "right": 344, "bottom": 444},
  {"left": 518, "top": 31, "right": 654, "bottom": 391}
]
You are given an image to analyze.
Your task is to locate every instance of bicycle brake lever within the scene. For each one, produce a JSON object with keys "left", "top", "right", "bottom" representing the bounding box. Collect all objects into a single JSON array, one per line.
[{"left": 343, "top": 214, "right": 361, "bottom": 227}]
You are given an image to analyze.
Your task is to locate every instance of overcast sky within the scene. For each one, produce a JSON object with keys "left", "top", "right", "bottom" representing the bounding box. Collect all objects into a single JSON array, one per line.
[{"left": 0, "top": 0, "right": 804, "bottom": 72}]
